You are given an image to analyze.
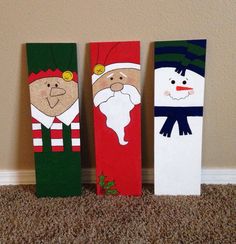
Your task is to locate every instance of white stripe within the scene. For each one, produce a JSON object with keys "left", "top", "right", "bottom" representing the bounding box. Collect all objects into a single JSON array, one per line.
[
  {"left": 71, "top": 123, "right": 80, "bottom": 129},
  {"left": 51, "top": 139, "right": 63, "bottom": 146},
  {"left": 51, "top": 123, "right": 63, "bottom": 130},
  {"left": 92, "top": 63, "right": 141, "bottom": 84},
  {"left": 32, "top": 123, "right": 41, "bottom": 130},
  {"left": 107, "top": 73, "right": 114, "bottom": 78},
  {"left": 72, "top": 138, "right": 80, "bottom": 146},
  {"left": 33, "top": 138, "right": 43, "bottom": 146}
]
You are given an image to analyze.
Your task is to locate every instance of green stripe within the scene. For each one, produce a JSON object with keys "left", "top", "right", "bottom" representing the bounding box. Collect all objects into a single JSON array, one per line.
[
  {"left": 191, "top": 59, "right": 205, "bottom": 69},
  {"left": 63, "top": 124, "right": 72, "bottom": 152},
  {"left": 155, "top": 53, "right": 185, "bottom": 62},
  {"left": 187, "top": 43, "right": 205, "bottom": 56},
  {"left": 42, "top": 125, "right": 51, "bottom": 153}
]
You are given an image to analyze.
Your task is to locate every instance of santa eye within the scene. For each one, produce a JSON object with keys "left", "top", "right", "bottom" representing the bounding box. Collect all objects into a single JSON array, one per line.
[
  {"left": 47, "top": 84, "right": 50, "bottom": 87},
  {"left": 55, "top": 84, "right": 58, "bottom": 87},
  {"left": 110, "top": 77, "right": 113, "bottom": 80},
  {"left": 171, "top": 80, "right": 175, "bottom": 84},
  {"left": 119, "top": 77, "right": 123, "bottom": 80},
  {"left": 182, "top": 80, "right": 187, "bottom": 85}
]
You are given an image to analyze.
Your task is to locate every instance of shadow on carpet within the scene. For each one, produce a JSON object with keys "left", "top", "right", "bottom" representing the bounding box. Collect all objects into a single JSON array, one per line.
[{"left": 0, "top": 184, "right": 235, "bottom": 243}]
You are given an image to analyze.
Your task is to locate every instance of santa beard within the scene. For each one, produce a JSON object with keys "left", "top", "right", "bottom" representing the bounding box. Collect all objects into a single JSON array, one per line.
[{"left": 94, "top": 85, "right": 141, "bottom": 145}]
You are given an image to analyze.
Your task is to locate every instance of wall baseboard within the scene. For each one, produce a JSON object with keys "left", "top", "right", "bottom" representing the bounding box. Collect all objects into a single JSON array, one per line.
[{"left": 0, "top": 168, "right": 235, "bottom": 185}]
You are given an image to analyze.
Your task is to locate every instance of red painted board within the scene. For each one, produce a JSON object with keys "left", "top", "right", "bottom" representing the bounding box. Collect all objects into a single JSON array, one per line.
[{"left": 90, "top": 41, "right": 142, "bottom": 196}]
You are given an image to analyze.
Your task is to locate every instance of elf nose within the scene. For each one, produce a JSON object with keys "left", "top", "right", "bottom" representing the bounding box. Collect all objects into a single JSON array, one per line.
[
  {"left": 176, "top": 86, "right": 193, "bottom": 91},
  {"left": 50, "top": 87, "right": 66, "bottom": 97},
  {"left": 110, "top": 82, "right": 124, "bottom": 92}
]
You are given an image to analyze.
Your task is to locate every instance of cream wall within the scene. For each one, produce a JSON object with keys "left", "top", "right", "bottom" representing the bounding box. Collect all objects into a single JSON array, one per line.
[{"left": 0, "top": 0, "right": 235, "bottom": 170}]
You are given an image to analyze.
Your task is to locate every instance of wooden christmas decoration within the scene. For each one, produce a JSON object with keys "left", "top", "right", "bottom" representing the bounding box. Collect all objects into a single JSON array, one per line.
[
  {"left": 154, "top": 39, "right": 207, "bottom": 195},
  {"left": 26, "top": 43, "right": 81, "bottom": 197},
  {"left": 90, "top": 41, "right": 142, "bottom": 196}
]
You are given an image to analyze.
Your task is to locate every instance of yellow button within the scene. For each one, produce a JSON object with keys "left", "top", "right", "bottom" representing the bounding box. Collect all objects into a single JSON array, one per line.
[
  {"left": 94, "top": 64, "right": 105, "bottom": 75},
  {"left": 62, "top": 71, "right": 73, "bottom": 81}
]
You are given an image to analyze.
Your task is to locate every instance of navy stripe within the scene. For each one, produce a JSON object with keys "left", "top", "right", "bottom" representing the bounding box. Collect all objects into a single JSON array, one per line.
[
  {"left": 155, "top": 46, "right": 186, "bottom": 55},
  {"left": 187, "top": 40, "right": 206, "bottom": 48},
  {"left": 154, "top": 61, "right": 180, "bottom": 69},
  {"left": 187, "top": 64, "right": 205, "bottom": 77},
  {"left": 154, "top": 106, "right": 203, "bottom": 117}
]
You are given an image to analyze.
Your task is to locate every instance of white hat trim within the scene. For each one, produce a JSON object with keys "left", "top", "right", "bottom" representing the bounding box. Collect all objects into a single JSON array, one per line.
[{"left": 92, "top": 62, "right": 140, "bottom": 84}]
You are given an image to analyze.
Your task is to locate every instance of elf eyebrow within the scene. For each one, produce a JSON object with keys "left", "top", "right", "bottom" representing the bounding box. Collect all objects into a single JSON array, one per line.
[
  {"left": 120, "top": 72, "right": 127, "bottom": 78},
  {"left": 107, "top": 73, "right": 114, "bottom": 78}
]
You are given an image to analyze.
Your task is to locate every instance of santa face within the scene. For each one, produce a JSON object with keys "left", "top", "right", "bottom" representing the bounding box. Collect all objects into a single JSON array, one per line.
[
  {"left": 30, "top": 77, "right": 78, "bottom": 117},
  {"left": 155, "top": 67, "right": 204, "bottom": 107},
  {"left": 93, "top": 68, "right": 140, "bottom": 145}
]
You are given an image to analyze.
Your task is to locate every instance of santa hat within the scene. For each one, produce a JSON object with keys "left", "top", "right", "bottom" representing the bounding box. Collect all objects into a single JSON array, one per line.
[
  {"left": 154, "top": 39, "right": 206, "bottom": 77},
  {"left": 90, "top": 41, "right": 140, "bottom": 84},
  {"left": 26, "top": 43, "right": 78, "bottom": 83}
]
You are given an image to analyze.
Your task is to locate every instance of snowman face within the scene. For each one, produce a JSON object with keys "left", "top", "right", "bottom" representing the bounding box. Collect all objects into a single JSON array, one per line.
[{"left": 155, "top": 67, "right": 205, "bottom": 107}]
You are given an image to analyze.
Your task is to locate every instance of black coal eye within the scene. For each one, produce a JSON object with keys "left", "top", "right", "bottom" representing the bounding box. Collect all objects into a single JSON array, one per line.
[
  {"left": 119, "top": 77, "right": 123, "bottom": 80},
  {"left": 182, "top": 80, "right": 187, "bottom": 85},
  {"left": 171, "top": 80, "right": 175, "bottom": 84},
  {"left": 47, "top": 84, "right": 50, "bottom": 87},
  {"left": 110, "top": 77, "right": 113, "bottom": 80},
  {"left": 55, "top": 84, "right": 58, "bottom": 87}
]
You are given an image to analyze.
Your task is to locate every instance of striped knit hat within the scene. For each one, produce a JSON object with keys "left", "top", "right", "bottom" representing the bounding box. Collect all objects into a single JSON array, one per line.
[
  {"left": 154, "top": 39, "right": 206, "bottom": 77},
  {"left": 26, "top": 43, "right": 78, "bottom": 83}
]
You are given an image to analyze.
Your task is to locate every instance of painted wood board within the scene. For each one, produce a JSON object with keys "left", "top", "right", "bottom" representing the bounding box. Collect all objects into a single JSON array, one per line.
[
  {"left": 26, "top": 43, "right": 81, "bottom": 197},
  {"left": 90, "top": 41, "right": 142, "bottom": 196},
  {"left": 154, "top": 39, "right": 207, "bottom": 195}
]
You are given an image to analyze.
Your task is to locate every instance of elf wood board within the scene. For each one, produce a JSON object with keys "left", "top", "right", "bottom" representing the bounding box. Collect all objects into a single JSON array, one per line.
[{"left": 26, "top": 43, "right": 81, "bottom": 197}]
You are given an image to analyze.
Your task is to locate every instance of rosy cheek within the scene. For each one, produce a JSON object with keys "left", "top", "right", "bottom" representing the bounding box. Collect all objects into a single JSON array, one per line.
[
  {"left": 40, "top": 90, "right": 47, "bottom": 97},
  {"left": 164, "top": 90, "right": 170, "bottom": 96},
  {"left": 189, "top": 90, "right": 194, "bottom": 95}
]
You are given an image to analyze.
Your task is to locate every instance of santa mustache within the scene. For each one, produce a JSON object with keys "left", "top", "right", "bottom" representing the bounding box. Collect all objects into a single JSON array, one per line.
[{"left": 94, "top": 84, "right": 141, "bottom": 107}]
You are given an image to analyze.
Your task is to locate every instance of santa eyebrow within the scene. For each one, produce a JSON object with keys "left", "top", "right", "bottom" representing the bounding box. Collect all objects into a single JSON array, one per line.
[
  {"left": 107, "top": 73, "right": 114, "bottom": 78},
  {"left": 120, "top": 72, "right": 127, "bottom": 78}
]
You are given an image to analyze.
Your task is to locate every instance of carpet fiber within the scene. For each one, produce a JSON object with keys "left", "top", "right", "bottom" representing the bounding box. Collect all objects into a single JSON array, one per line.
[{"left": 0, "top": 184, "right": 235, "bottom": 243}]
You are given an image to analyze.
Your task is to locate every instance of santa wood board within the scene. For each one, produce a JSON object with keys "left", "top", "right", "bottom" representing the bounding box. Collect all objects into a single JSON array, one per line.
[
  {"left": 154, "top": 39, "right": 207, "bottom": 195},
  {"left": 90, "top": 41, "right": 142, "bottom": 196},
  {"left": 26, "top": 43, "right": 81, "bottom": 197}
]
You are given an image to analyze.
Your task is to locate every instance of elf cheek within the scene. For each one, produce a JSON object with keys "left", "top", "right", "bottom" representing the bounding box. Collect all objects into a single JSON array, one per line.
[{"left": 40, "top": 90, "right": 47, "bottom": 97}]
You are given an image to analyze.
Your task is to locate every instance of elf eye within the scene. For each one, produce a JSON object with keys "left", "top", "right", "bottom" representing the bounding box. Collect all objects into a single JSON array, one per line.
[
  {"left": 171, "top": 80, "right": 175, "bottom": 84},
  {"left": 47, "top": 84, "right": 50, "bottom": 87},
  {"left": 55, "top": 84, "right": 58, "bottom": 87},
  {"left": 182, "top": 80, "right": 187, "bottom": 85},
  {"left": 119, "top": 77, "right": 123, "bottom": 80},
  {"left": 110, "top": 77, "right": 113, "bottom": 80}
]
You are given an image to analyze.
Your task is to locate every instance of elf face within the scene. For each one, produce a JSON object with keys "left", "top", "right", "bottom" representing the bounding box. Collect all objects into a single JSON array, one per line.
[
  {"left": 93, "top": 68, "right": 140, "bottom": 98},
  {"left": 155, "top": 67, "right": 204, "bottom": 107},
  {"left": 30, "top": 77, "right": 78, "bottom": 117}
]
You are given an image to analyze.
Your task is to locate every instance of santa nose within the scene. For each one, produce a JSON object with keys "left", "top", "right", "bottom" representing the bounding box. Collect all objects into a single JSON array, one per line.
[
  {"left": 110, "top": 82, "right": 124, "bottom": 92},
  {"left": 50, "top": 87, "right": 66, "bottom": 97},
  {"left": 176, "top": 86, "right": 193, "bottom": 91}
]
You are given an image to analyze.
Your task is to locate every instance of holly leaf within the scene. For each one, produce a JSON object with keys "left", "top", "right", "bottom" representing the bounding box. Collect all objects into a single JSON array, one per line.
[
  {"left": 104, "top": 181, "right": 115, "bottom": 189},
  {"left": 99, "top": 175, "right": 105, "bottom": 182},
  {"left": 99, "top": 181, "right": 105, "bottom": 187},
  {"left": 106, "top": 189, "right": 118, "bottom": 195}
]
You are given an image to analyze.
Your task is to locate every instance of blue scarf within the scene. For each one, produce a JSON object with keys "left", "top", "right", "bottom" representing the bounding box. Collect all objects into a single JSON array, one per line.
[{"left": 154, "top": 106, "right": 203, "bottom": 137}]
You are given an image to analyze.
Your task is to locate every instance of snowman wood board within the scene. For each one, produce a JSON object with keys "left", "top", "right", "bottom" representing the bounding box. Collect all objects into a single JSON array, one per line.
[
  {"left": 154, "top": 39, "right": 207, "bottom": 195},
  {"left": 26, "top": 43, "right": 81, "bottom": 197},
  {"left": 90, "top": 41, "right": 142, "bottom": 196}
]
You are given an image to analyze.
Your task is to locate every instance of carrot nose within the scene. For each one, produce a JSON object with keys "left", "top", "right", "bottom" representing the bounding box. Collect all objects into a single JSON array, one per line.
[{"left": 176, "top": 86, "right": 193, "bottom": 91}]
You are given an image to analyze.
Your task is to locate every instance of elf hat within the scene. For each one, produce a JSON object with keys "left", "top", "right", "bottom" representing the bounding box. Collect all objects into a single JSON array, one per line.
[
  {"left": 26, "top": 43, "right": 78, "bottom": 83},
  {"left": 90, "top": 41, "right": 140, "bottom": 84},
  {"left": 154, "top": 39, "right": 206, "bottom": 77}
]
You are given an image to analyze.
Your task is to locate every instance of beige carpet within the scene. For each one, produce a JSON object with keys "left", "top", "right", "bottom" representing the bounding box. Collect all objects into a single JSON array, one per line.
[{"left": 0, "top": 184, "right": 235, "bottom": 243}]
